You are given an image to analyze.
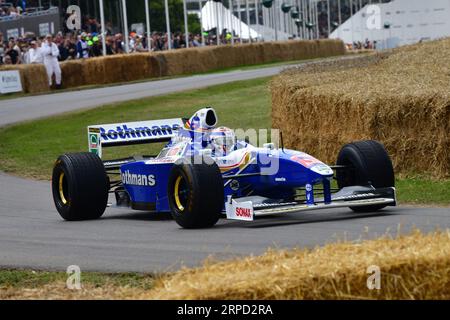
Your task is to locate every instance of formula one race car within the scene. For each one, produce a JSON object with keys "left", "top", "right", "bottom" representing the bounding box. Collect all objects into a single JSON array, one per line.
[{"left": 52, "top": 107, "right": 396, "bottom": 228}]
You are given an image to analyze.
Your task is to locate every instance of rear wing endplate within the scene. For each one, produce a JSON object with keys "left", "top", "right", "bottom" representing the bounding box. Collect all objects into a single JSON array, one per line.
[{"left": 88, "top": 118, "right": 185, "bottom": 158}]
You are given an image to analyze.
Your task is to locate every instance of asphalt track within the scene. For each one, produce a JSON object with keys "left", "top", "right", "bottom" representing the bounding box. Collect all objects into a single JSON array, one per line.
[{"left": 0, "top": 62, "right": 449, "bottom": 272}]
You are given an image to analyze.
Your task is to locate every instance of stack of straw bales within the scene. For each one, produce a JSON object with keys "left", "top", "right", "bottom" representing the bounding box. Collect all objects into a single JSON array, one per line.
[
  {"left": 0, "top": 39, "right": 345, "bottom": 93},
  {"left": 76, "top": 39, "right": 344, "bottom": 83},
  {"left": 271, "top": 39, "right": 450, "bottom": 178},
  {"left": 148, "top": 231, "right": 450, "bottom": 300}
]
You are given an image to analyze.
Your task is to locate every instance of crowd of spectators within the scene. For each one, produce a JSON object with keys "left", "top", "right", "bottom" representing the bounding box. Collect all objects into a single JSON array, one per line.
[
  {"left": 0, "top": 25, "right": 245, "bottom": 66},
  {"left": 0, "top": 2, "right": 22, "bottom": 19},
  {"left": 353, "top": 39, "right": 377, "bottom": 50}
]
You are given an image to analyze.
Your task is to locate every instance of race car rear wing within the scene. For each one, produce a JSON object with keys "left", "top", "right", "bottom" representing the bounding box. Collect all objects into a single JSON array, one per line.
[{"left": 87, "top": 118, "right": 185, "bottom": 158}]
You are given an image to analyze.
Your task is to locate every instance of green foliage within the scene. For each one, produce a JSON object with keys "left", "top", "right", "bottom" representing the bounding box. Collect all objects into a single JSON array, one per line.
[{"left": 124, "top": 0, "right": 200, "bottom": 33}]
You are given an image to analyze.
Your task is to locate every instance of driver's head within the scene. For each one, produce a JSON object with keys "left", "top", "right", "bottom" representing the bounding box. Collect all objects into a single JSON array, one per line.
[{"left": 210, "top": 127, "right": 235, "bottom": 156}]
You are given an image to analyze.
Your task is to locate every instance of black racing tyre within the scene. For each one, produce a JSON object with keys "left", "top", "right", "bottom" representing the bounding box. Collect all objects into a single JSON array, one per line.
[
  {"left": 52, "top": 152, "right": 109, "bottom": 221},
  {"left": 336, "top": 140, "right": 394, "bottom": 213},
  {"left": 168, "top": 157, "right": 224, "bottom": 229}
]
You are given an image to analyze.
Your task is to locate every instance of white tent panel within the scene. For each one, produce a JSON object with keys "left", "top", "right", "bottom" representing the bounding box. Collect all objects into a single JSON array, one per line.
[
  {"left": 330, "top": 0, "right": 450, "bottom": 49},
  {"left": 201, "top": 1, "right": 259, "bottom": 39}
]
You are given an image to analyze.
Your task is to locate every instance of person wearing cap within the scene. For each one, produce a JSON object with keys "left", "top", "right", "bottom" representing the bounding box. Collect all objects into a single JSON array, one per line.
[
  {"left": 26, "top": 40, "right": 43, "bottom": 64},
  {"left": 41, "top": 34, "right": 62, "bottom": 89}
]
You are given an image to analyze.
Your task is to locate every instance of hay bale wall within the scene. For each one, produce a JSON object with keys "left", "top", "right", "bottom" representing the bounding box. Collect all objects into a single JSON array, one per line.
[
  {"left": 0, "top": 64, "right": 49, "bottom": 93},
  {"left": 271, "top": 39, "right": 450, "bottom": 178},
  {"left": 1, "top": 39, "right": 345, "bottom": 93}
]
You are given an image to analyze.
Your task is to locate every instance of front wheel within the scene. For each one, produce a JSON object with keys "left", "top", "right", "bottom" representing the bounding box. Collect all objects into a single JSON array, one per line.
[
  {"left": 52, "top": 152, "right": 109, "bottom": 221},
  {"left": 167, "top": 157, "right": 224, "bottom": 229},
  {"left": 336, "top": 140, "right": 395, "bottom": 212}
]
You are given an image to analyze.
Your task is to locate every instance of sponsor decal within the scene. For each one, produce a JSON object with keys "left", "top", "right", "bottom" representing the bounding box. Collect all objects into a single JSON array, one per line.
[
  {"left": 291, "top": 153, "right": 333, "bottom": 175},
  {"left": 275, "top": 177, "right": 286, "bottom": 182},
  {"left": 89, "top": 134, "right": 98, "bottom": 149},
  {"left": 121, "top": 170, "right": 156, "bottom": 186},
  {"left": 219, "top": 152, "right": 251, "bottom": 173},
  {"left": 230, "top": 180, "right": 240, "bottom": 191},
  {"left": 100, "top": 124, "right": 180, "bottom": 141},
  {"left": 291, "top": 154, "right": 322, "bottom": 168},
  {"left": 314, "top": 164, "right": 333, "bottom": 174},
  {"left": 305, "top": 183, "right": 313, "bottom": 203},
  {"left": 235, "top": 207, "right": 252, "bottom": 218},
  {"left": 146, "top": 158, "right": 176, "bottom": 164},
  {"left": 167, "top": 147, "right": 182, "bottom": 157},
  {"left": 225, "top": 197, "right": 254, "bottom": 221}
]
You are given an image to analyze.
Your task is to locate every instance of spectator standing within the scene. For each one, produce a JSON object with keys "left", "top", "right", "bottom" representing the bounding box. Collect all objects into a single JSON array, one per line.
[
  {"left": 26, "top": 40, "right": 43, "bottom": 64},
  {"left": 89, "top": 36, "right": 102, "bottom": 57},
  {"left": 67, "top": 38, "right": 77, "bottom": 59},
  {"left": 41, "top": 34, "right": 62, "bottom": 89},
  {"left": 114, "top": 33, "right": 124, "bottom": 54},
  {"left": 76, "top": 33, "right": 89, "bottom": 59},
  {"left": 134, "top": 36, "right": 146, "bottom": 52},
  {"left": 106, "top": 36, "right": 115, "bottom": 55},
  {"left": 5, "top": 40, "right": 20, "bottom": 64}
]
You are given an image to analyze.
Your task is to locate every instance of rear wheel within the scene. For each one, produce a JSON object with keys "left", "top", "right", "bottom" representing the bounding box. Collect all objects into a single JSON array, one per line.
[
  {"left": 168, "top": 157, "right": 224, "bottom": 229},
  {"left": 52, "top": 152, "right": 109, "bottom": 221},
  {"left": 336, "top": 140, "right": 394, "bottom": 212}
]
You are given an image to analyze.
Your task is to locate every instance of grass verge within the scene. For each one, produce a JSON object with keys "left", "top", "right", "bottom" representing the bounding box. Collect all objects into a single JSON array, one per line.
[
  {"left": 2, "top": 230, "right": 449, "bottom": 299},
  {"left": 0, "top": 270, "right": 154, "bottom": 299},
  {"left": 0, "top": 76, "right": 448, "bottom": 205}
]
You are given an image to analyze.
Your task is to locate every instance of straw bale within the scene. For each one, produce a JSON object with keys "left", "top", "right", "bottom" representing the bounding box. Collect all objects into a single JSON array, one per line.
[
  {"left": 0, "top": 64, "right": 49, "bottom": 93},
  {"left": 271, "top": 38, "right": 450, "bottom": 178}
]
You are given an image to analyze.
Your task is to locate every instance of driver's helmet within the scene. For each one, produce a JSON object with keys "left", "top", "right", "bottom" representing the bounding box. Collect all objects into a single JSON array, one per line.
[{"left": 209, "top": 127, "right": 236, "bottom": 156}]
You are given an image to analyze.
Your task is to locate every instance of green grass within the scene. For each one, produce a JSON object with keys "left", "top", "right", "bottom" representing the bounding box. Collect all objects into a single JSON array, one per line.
[
  {"left": 0, "top": 76, "right": 448, "bottom": 205},
  {"left": 0, "top": 77, "right": 270, "bottom": 179},
  {"left": 0, "top": 269, "right": 154, "bottom": 290},
  {"left": 396, "top": 178, "right": 450, "bottom": 205},
  {"left": 0, "top": 55, "right": 345, "bottom": 102}
]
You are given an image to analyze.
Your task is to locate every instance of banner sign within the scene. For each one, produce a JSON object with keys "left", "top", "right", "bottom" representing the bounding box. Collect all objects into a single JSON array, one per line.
[{"left": 0, "top": 70, "right": 23, "bottom": 94}]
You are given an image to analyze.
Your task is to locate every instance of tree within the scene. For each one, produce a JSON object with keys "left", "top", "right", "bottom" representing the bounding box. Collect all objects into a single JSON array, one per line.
[{"left": 126, "top": 0, "right": 200, "bottom": 34}]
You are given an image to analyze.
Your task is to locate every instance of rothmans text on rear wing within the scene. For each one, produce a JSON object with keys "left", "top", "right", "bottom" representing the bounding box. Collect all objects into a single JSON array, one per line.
[{"left": 88, "top": 118, "right": 185, "bottom": 158}]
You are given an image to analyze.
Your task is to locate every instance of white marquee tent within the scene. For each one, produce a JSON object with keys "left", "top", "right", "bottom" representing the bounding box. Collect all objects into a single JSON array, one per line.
[
  {"left": 330, "top": 0, "right": 450, "bottom": 49},
  {"left": 201, "top": 1, "right": 260, "bottom": 39}
]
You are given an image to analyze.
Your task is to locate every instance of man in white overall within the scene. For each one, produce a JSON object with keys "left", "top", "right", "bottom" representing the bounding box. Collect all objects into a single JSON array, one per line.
[
  {"left": 41, "top": 34, "right": 62, "bottom": 89},
  {"left": 26, "top": 41, "right": 43, "bottom": 64}
]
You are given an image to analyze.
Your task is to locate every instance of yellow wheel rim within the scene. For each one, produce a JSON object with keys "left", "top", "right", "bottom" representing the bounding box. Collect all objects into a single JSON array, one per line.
[
  {"left": 58, "top": 172, "right": 68, "bottom": 205},
  {"left": 174, "top": 175, "right": 184, "bottom": 211}
]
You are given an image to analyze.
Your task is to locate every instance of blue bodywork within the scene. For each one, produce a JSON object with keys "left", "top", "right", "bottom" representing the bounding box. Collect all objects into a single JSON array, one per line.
[{"left": 119, "top": 127, "right": 334, "bottom": 212}]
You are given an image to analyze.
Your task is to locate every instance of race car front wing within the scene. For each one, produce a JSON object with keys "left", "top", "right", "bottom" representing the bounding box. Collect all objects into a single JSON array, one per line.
[{"left": 225, "top": 186, "right": 397, "bottom": 221}]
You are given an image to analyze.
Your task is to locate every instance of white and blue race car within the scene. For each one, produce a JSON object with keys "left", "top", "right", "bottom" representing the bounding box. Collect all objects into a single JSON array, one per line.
[{"left": 52, "top": 108, "right": 396, "bottom": 228}]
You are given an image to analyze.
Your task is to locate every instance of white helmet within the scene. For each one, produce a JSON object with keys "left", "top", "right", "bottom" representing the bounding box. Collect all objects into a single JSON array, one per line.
[
  {"left": 187, "top": 107, "right": 218, "bottom": 131},
  {"left": 210, "top": 127, "right": 236, "bottom": 156}
]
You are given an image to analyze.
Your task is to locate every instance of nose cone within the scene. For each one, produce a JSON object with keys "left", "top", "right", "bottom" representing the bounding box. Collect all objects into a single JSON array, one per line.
[
  {"left": 310, "top": 163, "right": 334, "bottom": 176},
  {"left": 289, "top": 152, "right": 334, "bottom": 177}
]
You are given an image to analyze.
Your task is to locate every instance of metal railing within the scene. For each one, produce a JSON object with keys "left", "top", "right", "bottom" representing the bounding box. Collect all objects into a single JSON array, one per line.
[{"left": 0, "top": 6, "right": 58, "bottom": 22}]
